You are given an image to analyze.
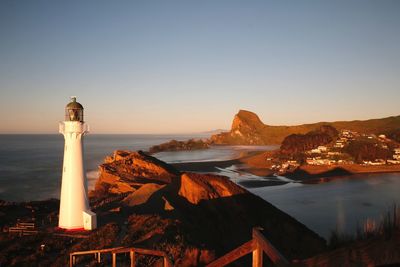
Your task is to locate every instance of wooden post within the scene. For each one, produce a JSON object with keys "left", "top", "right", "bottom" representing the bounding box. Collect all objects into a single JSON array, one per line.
[
  {"left": 252, "top": 227, "right": 289, "bottom": 267},
  {"left": 69, "top": 254, "right": 73, "bottom": 267},
  {"left": 130, "top": 250, "right": 135, "bottom": 267},
  {"left": 112, "top": 252, "right": 117, "bottom": 267},
  {"left": 252, "top": 227, "right": 263, "bottom": 267},
  {"left": 164, "top": 256, "right": 171, "bottom": 267},
  {"left": 252, "top": 241, "right": 263, "bottom": 267},
  {"left": 98, "top": 252, "right": 101, "bottom": 263}
]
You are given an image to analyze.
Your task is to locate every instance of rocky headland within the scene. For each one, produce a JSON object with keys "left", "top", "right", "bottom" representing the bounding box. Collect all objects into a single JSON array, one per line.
[{"left": 211, "top": 110, "right": 400, "bottom": 145}]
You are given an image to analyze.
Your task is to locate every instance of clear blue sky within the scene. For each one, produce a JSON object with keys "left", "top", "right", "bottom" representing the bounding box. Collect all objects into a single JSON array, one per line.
[{"left": 1, "top": 0, "right": 399, "bottom": 133}]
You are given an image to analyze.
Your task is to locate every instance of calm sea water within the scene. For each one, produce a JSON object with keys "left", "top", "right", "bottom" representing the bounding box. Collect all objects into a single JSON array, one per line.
[{"left": 1, "top": 134, "right": 399, "bottom": 239}]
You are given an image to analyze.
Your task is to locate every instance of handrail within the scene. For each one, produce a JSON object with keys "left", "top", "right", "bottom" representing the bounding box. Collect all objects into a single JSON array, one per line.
[
  {"left": 206, "top": 227, "right": 289, "bottom": 267},
  {"left": 206, "top": 240, "right": 254, "bottom": 267},
  {"left": 70, "top": 247, "right": 123, "bottom": 256},
  {"left": 112, "top": 247, "right": 172, "bottom": 267},
  {"left": 70, "top": 247, "right": 123, "bottom": 267},
  {"left": 70, "top": 246, "right": 172, "bottom": 267},
  {"left": 112, "top": 247, "right": 166, "bottom": 257}
]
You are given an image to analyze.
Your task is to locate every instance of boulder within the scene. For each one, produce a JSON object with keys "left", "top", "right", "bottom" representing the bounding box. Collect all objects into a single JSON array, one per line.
[{"left": 178, "top": 172, "right": 246, "bottom": 204}]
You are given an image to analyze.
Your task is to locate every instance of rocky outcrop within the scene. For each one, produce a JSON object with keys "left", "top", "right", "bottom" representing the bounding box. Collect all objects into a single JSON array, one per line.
[
  {"left": 148, "top": 139, "right": 209, "bottom": 154},
  {"left": 211, "top": 110, "right": 268, "bottom": 145},
  {"left": 93, "top": 150, "right": 179, "bottom": 196},
  {"left": 90, "top": 150, "right": 326, "bottom": 263},
  {"left": 178, "top": 172, "right": 246, "bottom": 204},
  {"left": 211, "top": 110, "right": 400, "bottom": 145}
]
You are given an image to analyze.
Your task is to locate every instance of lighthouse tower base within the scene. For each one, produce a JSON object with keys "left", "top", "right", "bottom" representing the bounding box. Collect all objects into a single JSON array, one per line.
[{"left": 83, "top": 210, "right": 97, "bottom": 230}]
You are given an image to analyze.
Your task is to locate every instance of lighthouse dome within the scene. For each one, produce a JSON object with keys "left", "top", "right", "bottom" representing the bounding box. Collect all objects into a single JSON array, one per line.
[
  {"left": 66, "top": 97, "right": 83, "bottom": 109},
  {"left": 65, "top": 97, "right": 84, "bottom": 122}
]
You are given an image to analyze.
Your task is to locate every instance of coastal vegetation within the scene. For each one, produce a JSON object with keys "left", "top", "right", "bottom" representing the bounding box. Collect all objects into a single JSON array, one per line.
[
  {"left": 280, "top": 125, "right": 338, "bottom": 154},
  {"left": 329, "top": 204, "right": 400, "bottom": 249},
  {"left": 148, "top": 139, "right": 209, "bottom": 154}
]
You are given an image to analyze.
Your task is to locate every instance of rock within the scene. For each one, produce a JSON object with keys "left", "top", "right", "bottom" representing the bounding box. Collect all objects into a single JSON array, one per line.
[
  {"left": 162, "top": 196, "right": 174, "bottom": 211},
  {"left": 122, "top": 183, "right": 165, "bottom": 206},
  {"left": 109, "top": 182, "right": 135, "bottom": 194},
  {"left": 93, "top": 150, "right": 179, "bottom": 196},
  {"left": 178, "top": 172, "right": 246, "bottom": 204}
]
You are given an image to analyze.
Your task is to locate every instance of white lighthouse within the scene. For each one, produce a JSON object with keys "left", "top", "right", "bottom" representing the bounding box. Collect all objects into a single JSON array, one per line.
[{"left": 58, "top": 97, "right": 96, "bottom": 230}]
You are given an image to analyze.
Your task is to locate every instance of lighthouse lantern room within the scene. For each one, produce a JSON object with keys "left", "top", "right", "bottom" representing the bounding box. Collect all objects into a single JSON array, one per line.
[{"left": 58, "top": 97, "right": 96, "bottom": 230}]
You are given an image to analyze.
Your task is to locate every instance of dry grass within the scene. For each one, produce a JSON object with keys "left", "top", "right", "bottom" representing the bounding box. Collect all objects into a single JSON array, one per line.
[{"left": 329, "top": 204, "right": 400, "bottom": 249}]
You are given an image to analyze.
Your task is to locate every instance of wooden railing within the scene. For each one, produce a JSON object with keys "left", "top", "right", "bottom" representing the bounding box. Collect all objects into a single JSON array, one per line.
[
  {"left": 206, "top": 227, "right": 290, "bottom": 267},
  {"left": 8, "top": 222, "right": 38, "bottom": 236},
  {"left": 70, "top": 246, "right": 172, "bottom": 267},
  {"left": 70, "top": 247, "right": 123, "bottom": 267},
  {"left": 111, "top": 247, "right": 173, "bottom": 267}
]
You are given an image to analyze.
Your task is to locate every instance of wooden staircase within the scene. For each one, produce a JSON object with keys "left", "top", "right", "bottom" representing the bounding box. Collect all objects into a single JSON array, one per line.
[{"left": 69, "top": 227, "right": 288, "bottom": 267}]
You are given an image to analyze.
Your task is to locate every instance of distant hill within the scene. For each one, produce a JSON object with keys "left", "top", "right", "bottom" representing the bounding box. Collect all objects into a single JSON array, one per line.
[{"left": 210, "top": 110, "right": 400, "bottom": 145}]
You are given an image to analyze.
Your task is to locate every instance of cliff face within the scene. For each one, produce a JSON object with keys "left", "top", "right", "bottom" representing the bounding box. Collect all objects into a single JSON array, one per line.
[
  {"left": 211, "top": 110, "right": 267, "bottom": 145},
  {"left": 211, "top": 110, "right": 400, "bottom": 145}
]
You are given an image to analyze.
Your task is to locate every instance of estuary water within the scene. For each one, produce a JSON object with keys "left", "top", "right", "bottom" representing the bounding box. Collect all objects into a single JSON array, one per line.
[
  {"left": 1, "top": 134, "right": 400, "bottom": 239},
  {"left": 249, "top": 173, "right": 400, "bottom": 239}
]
